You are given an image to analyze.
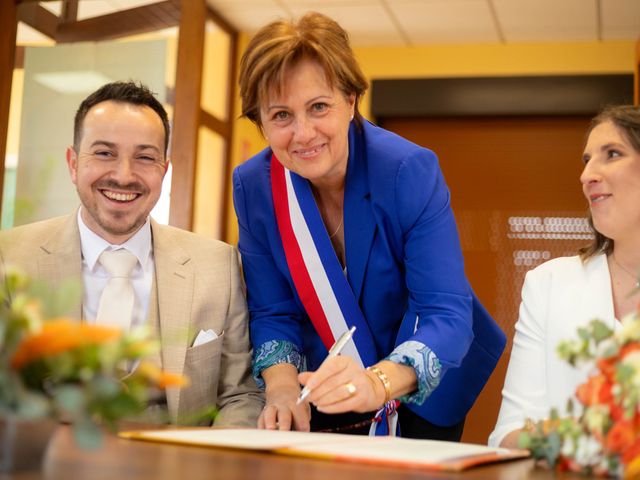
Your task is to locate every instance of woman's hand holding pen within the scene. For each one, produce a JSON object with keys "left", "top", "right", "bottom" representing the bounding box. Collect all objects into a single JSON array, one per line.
[
  {"left": 298, "top": 356, "right": 386, "bottom": 413},
  {"left": 259, "top": 363, "right": 311, "bottom": 431},
  {"left": 299, "top": 358, "right": 419, "bottom": 414}
]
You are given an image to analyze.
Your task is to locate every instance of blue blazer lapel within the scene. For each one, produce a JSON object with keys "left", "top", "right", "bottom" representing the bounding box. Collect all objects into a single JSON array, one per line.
[{"left": 344, "top": 123, "right": 376, "bottom": 302}]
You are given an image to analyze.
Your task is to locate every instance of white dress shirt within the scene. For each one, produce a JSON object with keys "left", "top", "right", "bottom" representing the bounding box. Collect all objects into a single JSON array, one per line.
[
  {"left": 78, "top": 209, "right": 154, "bottom": 329},
  {"left": 488, "top": 254, "right": 621, "bottom": 447}
]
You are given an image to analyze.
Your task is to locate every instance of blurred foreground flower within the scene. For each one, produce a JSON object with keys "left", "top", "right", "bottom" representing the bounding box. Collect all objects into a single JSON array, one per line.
[
  {"left": 521, "top": 298, "right": 640, "bottom": 478},
  {"left": 0, "top": 266, "right": 187, "bottom": 448}
]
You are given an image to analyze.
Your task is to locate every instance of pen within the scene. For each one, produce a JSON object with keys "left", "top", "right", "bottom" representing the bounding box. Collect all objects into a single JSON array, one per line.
[{"left": 296, "top": 325, "right": 356, "bottom": 405}]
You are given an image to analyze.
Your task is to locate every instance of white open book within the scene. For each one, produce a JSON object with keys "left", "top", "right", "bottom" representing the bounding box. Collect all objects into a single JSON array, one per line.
[{"left": 120, "top": 428, "right": 529, "bottom": 472}]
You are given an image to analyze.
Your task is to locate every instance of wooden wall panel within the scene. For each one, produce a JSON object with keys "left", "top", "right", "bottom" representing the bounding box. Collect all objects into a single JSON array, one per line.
[
  {"left": 169, "top": 0, "right": 206, "bottom": 230},
  {"left": 0, "top": 0, "right": 18, "bottom": 216},
  {"left": 56, "top": 1, "right": 180, "bottom": 43},
  {"left": 219, "top": 27, "right": 237, "bottom": 242},
  {"left": 16, "top": 3, "right": 58, "bottom": 40}
]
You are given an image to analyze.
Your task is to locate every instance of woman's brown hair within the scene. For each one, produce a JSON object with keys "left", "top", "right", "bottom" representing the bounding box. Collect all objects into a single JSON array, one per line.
[{"left": 238, "top": 12, "right": 368, "bottom": 128}]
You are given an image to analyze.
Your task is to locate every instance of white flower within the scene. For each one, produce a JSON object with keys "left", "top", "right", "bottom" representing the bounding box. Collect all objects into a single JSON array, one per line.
[
  {"left": 561, "top": 435, "right": 576, "bottom": 457},
  {"left": 573, "top": 435, "right": 603, "bottom": 467},
  {"left": 584, "top": 405, "right": 610, "bottom": 436},
  {"left": 595, "top": 337, "right": 618, "bottom": 359},
  {"left": 615, "top": 313, "right": 640, "bottom": 343}
]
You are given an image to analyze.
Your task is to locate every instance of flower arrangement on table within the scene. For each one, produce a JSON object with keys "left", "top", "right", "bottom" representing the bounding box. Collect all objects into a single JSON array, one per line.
[
  {"left": 0, "top": 266, "right": 187, "bottom": 448},
  {"left": 521, "top": 297, "right": 640, "bottom": 478}
]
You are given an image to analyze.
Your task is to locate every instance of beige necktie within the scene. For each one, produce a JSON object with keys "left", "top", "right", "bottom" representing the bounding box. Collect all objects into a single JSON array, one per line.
[{"left": 96, "top": 249, "right": 137, "bottom": 331}]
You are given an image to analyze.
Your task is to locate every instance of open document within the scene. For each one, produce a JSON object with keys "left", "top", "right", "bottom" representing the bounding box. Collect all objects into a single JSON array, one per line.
[{"left": 120, "top": 428, "right": 529, "bottom": 472}]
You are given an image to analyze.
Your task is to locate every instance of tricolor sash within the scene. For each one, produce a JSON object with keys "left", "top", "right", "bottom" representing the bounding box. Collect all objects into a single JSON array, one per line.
[{"left": 271, "top": 155, "right": 398, "bottom": 436}]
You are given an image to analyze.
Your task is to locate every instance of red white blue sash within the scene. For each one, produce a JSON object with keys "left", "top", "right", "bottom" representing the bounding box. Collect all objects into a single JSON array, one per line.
[
  {"left": 270, "top": 155, "right": 377, "bottom": 368},
  {"left": 271, "top": 156, "right": 399, "bottom": 436}
]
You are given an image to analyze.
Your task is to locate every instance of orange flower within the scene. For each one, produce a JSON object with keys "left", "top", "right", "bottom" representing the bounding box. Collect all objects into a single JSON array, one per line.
[
  {"left": 606, "top": 419, "right": 636, "bottom": 454},
  {"left": 620, "top": 344, "right": 640, "bottom": 362},
  {"left": 622, "top": 439, "right": 640, "bottom": 465},
  {"left": 597, "top": 356, "right": 617, "bottom": 381},
  {"left": 11, "top": 319, "right": 121, "bottom": 369},
  {"left": 576, "top": 375, "right": 610, "bottom": 407},
  {"left": 158, "top": 372, "right": 188, "bottom": 389},
  {"left": 625, "top": 455, "right": 640, "bottom": 479},
  {"left": 599, "top": 344, "right": 640, "bottom": 381},
  {"left": 135, "top": 361, "right": 188, "bottom": 389},
  {"left": 610, "top": 402, "right": 625, "bottom": 422}
]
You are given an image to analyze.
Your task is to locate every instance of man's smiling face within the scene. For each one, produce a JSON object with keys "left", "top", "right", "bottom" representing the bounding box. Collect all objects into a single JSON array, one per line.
[{"left": 67, "top": 100, "right": 167, "bottom": 244}]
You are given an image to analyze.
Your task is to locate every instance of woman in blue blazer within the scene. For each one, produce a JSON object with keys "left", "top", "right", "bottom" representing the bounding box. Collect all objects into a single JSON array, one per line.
[{"left": 233, "top": 12, "right": 505, "bottom": 439}]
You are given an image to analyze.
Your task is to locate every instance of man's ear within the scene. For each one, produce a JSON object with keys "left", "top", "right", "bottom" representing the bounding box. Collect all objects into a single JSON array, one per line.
[
  {"left": 164, "top": 157, "right": 171, "bottom": 174},
  {"left": 66, "top": 146, "right": 78, "bottom": 184}
]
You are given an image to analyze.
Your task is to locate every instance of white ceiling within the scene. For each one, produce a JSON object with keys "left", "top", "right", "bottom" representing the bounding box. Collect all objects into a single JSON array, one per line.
[
  {"left": 19, "top": 0, "right": 640, "bottom": 46},
  {"left": 204, "top": 0, "right": 640, "bottom": 45}
]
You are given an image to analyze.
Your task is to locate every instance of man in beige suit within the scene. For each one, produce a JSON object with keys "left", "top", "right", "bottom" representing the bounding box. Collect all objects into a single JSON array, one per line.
[{"left": 0, "top": 81, "right": 263, "bottom": 426}]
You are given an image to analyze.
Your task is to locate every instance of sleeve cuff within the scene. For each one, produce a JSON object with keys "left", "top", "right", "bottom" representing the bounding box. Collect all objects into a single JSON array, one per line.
[
  {"left": 252, "top": 340, "right": 307, "bottom": 389},
  {"left": 386, "top": 340, "right": 442, "bottom": 405}
]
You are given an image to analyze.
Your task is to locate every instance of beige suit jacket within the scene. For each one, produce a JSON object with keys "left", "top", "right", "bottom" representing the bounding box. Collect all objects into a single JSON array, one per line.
[{"left": 0, "top": 213, "right": 263, "bottom": 427}]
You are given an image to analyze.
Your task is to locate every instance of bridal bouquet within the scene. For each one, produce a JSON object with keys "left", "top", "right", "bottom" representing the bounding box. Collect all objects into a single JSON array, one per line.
[
  {"left": 0, "top": 266, "right": 187, "bottom": 448},
  {"left": 521, "top": 301, "right": 640, "bottom": 478}
]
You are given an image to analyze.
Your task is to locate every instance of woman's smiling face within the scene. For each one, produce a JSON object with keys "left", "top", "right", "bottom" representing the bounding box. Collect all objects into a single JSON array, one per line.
[
  {"left": 580, "top": 120, "right": 640, "bottom": 243},
  {"left": 260, "top": 59, "right": 355, "bottom": 189}
]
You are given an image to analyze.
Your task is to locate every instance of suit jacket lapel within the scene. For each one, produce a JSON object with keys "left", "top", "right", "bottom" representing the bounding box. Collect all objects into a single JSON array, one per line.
[
  {"left": 345, "top": 123, "right": 376, "bottom": 302},
  {"left": 586, "top": 254, "right": 617, "bottom": 323},
  {"left": 38, "top": 213, "right": 83, "bottom": 320},
  {"left": 150, "top": 220, "right": 194, "bottom": 421}
]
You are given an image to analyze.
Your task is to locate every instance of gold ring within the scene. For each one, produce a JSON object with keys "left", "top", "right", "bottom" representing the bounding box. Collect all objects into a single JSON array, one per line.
[{"left": 345, "top": 382, "right": 357, "bottom": 396}]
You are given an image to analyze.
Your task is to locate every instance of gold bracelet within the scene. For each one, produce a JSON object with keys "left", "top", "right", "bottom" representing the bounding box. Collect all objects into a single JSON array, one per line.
[{"left": 367, "top": 365, "right": 392, "bottom": 404}]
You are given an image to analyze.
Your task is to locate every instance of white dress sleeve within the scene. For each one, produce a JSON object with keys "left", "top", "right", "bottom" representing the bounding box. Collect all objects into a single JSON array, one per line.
[{"left": 488, "top": 266, "right": 551, "bottom": 447}]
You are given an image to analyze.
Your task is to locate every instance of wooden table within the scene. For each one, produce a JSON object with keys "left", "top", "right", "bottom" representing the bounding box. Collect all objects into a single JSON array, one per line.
[{"left": 1, "top": 426, "right": 588, "bottom": 480}]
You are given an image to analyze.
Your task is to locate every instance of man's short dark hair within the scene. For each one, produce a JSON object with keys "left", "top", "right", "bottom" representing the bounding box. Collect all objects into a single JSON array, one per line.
[{"left": 73, "top": 81, "right": 170, "bottom": 155}]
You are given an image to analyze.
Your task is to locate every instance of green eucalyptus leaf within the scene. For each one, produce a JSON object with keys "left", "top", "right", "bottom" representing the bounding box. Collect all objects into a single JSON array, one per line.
[
  {"left": 591, "top": 320, "right": 613, "bottom": 343},
  {"left": 545, "top": 431, "right": 562, "bottom": 467},
  {"left": 72, "top": 418, "right": 103, "bottom": 450},
  {"left": 577, "top": 327, "right": 590, "bottom": 341},
  {"left": 90, "top": 376, "right": 121, "bottom": 400},
  {"left": 53, "top": 384, "right": 85, "bottom": 414},
  {"left": 194, "top": 406, "right": 218, "bottom": 425},
  {"left": 96, "top": 392, "right": 143, "bottom": 420},
  {"left": 16, "top": 391, "right": 50, "bottom": 418},
  {"left": 518, "top": 430, "right": 532, "bottom": 449}
]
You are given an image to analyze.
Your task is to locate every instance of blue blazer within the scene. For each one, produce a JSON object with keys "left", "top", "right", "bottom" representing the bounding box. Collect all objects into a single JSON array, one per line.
[{"left": 233, "top": 120, "right": 505, "bottom": 426}]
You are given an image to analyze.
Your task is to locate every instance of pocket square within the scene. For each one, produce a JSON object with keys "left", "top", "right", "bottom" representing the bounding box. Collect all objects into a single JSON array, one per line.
[{"left": 192, "top": 329, "right": 219, "bottom": 347}]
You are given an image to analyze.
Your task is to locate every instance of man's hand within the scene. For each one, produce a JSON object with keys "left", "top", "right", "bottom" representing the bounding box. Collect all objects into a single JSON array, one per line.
[{"left": 259, "top": 363, "right": 311, "bottom": 431}]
